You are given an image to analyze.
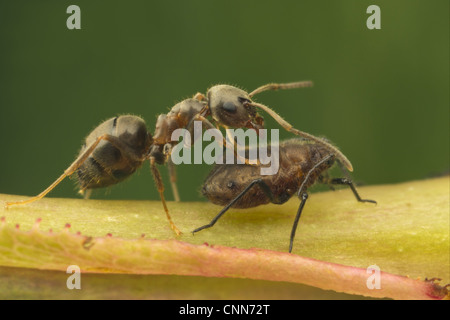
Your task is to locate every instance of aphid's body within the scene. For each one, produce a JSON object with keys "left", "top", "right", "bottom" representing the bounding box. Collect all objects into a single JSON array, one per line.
[
  {"left": 194, "top": 138, "right": 376, "bottom": 253},
  {"left": 202, "top": 139, "right": 333, "bottom": 208},
  {"left": 77, "top": 115, "right": 151, "bottom": 190}
]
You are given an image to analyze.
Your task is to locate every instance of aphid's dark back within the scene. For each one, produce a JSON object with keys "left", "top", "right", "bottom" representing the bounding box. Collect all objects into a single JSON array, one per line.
[{"left": 201, "top": 139, "right": 335, "bottom": 208}]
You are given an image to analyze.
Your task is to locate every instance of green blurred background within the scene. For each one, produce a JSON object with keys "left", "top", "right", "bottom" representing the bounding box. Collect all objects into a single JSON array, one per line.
[{"left": 0, "top": 0, "right": 448, "bottom": 202}]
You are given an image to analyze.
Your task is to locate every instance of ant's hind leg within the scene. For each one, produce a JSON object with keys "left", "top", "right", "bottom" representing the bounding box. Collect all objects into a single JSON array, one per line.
[
  {"left": 329, "top": 178, "right": 377, "bottom": 204},
  {"left": 5, "top": 134, "right": 127, "bottom": 209}
]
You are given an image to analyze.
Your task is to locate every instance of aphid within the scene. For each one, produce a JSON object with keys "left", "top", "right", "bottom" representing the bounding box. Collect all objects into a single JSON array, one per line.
[
  {"left": 4, "top": 115, "right": 182, "bottom": 235},
  {"left": 193, "top": 138, "right": 376, "bottom": 253}
]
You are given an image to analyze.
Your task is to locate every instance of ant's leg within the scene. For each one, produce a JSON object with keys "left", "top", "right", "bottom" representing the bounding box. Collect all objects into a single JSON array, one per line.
[
  {"left": 5, "top": 134, "right": 135, "bottom": 208},
  {"left": 163, "top": 143, "right": 180, "bottom": 202},
  {"left": 187, "top": 113, "right": 259, "bottom": 166},
  {"left": 247, "top": 101, "right": 354, "bottom": 172},
  {"left": 79, "top": 188, "right": 93, "bottom": 200},
  {"left": 193, "top": 178, "right": 275, "bottom": 234},
  {"left": 289, "top": 192, "right": 309, "bottom": 253},
  {"left": 167, "top": 159, "right": 180, "bottom": 202},
  {"left": 329, "top": 178, "right": 377, "bottom": 204},
  {"left": 248, "top": 81, "right": 313, "bottom": 97},
  {"left": 190, "top": 114, "right": 249, "bottom": 164},
  {"left": 222, "top": 125, "right": 260, "bottom": 166},
  {"left": 149, "top": 157, "right": 182, "bottom": 236}
]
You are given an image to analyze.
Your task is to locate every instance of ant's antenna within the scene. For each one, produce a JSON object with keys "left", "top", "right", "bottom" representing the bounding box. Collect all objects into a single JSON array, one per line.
[
  {"left": 247, "top": 101, "right": 354, "bottom": 172},
  {"left": 249, "top": 81, "right": 313, "bottom": 98},
  {"left": 246, "top": 80, "right": 353, "bottom": 171}
]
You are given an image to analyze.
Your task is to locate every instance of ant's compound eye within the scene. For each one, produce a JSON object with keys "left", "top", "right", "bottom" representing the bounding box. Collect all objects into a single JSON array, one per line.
[{"left": 222, "top": 101, "right": 237, "bottom": 113}]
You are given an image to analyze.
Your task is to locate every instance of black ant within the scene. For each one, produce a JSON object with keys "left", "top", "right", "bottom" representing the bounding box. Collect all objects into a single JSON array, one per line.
[
  {"left": 2, "top": 115, "right": 189, "bottom": 233},
  {"left": 193, "top": 138, "right": 376, "bottom": 253}
]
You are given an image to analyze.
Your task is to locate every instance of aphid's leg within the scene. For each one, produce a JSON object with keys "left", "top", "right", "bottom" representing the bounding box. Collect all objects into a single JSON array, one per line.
[
  {"left": 289, "top": 192, "right": 308, "bottom": 253},
  {"left": 192, "top": 178, "right": 272, "bottom": 234},
  {"left": 247, "top": 101, "right": 354, "bottom": 172},
  {"left": 290, "top": 154, "right": 335, "bottom": 252},
  {"left": 163, "top": 143, "right": 180, "bottom": 202},
  {"left": 149, "top": 157, "right": 182, "bottom": 236},
  {"left": 4, "top": 134, "right": 135, "bottom": 208},
  {"left": 329, "top": 178, "right": 377, "bottom": 204},
  {"left": 248, "top": 81, "right": 313, "bottom": 97},
  {"left": 318, "top": 174, "right": 336, "bottom": 191}
]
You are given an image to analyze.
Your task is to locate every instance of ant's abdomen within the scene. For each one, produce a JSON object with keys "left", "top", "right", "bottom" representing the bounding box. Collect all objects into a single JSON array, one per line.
[
  {"left": 76, "top": 115, "right": 149, "bottom": 190},
  {"left": 76, "top": 143, "right": 139, "bottom": 189}
]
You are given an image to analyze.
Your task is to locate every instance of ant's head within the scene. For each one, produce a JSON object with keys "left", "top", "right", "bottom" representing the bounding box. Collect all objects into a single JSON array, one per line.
[
  {"left": 205, "top": 81, "right": 313, "bottom": 132},
  {"left": 206, "top": 84, "right": 264, "bottom": 131}
]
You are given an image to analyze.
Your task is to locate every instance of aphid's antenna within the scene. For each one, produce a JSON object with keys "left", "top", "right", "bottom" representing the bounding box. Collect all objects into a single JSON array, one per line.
[
  {"left": 249, "top": 81, "right": 313, "bottom": 98},
  {"left": 247, "top": 101, "right": 354, "bottom": 172}
]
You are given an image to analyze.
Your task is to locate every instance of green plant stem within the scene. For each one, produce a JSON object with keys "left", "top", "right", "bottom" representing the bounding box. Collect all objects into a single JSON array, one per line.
[{"left": 0, "top": 177, "right": 449, "bottom": 299}]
